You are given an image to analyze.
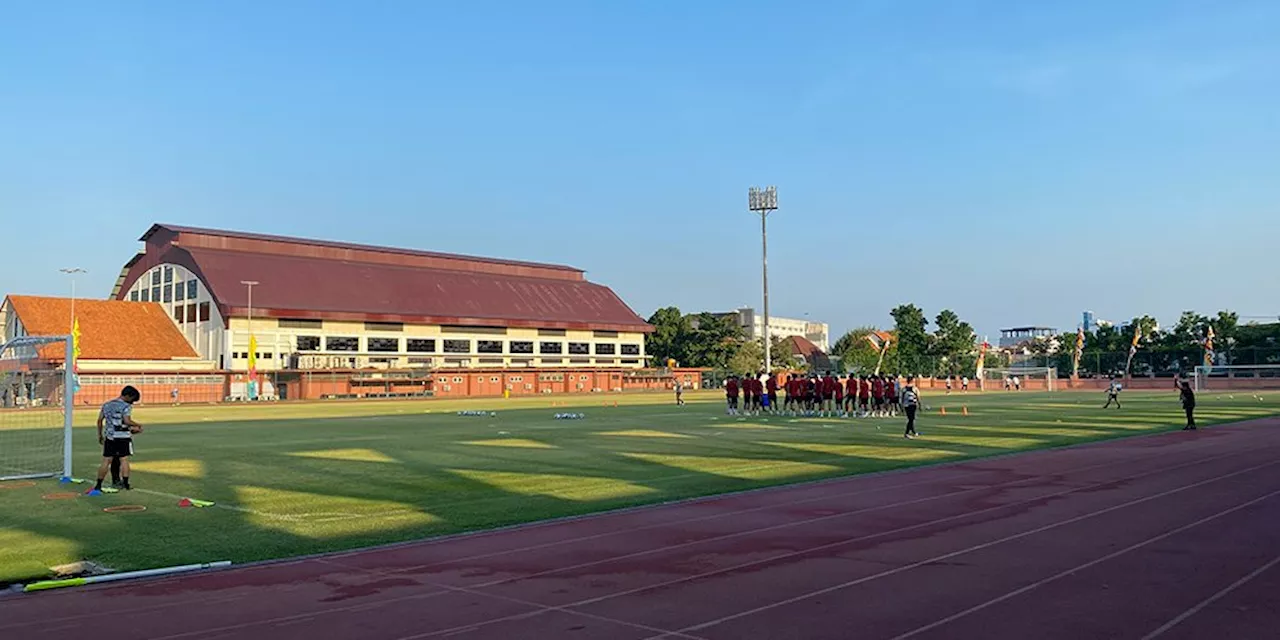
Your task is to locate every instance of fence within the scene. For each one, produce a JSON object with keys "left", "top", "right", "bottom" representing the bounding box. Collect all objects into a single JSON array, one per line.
[{"left": 60, "top": 367, "right": 702, "bottom": 407}]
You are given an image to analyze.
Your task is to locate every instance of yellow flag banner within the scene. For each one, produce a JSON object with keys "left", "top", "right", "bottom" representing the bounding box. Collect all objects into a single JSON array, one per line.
[
  {"left": 1124, "top": 324, "right": 1142, "bottom": 376},
  {"left": 247, "top": 335, "right": 258, "bottom": 378},
  {"left": 1072, "top": 326, "right": 1085, "bottom": 378},
  {"left": 1203, "top": 326, "right": 1215, "bottom": 368}
]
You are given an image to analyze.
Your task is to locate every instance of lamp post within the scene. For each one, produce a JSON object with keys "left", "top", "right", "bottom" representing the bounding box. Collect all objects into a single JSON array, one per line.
[
  {"left": 59, "top": 268, "right": 87, "bottom": 331},
  {"left": 241, "top": 281, "right": 259, "bottom": 400},
  {"left": 748, "top": 186, "right": 778, "bottom": 373}
]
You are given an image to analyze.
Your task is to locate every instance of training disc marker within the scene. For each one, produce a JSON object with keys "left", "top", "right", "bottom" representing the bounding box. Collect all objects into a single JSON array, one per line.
[{"left": 103, "top": 505, "right": 147, "bottom": 513}]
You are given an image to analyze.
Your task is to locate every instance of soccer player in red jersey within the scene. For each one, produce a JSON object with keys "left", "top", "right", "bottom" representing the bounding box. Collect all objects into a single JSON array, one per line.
[
  {"left": 858, "top": 375, "right": 871, "bottom": 417},
  {"left": 872, "top": 375, "right": 886, "bottom": 417},
  {"left": 845, "top": 375, "right": 858, "bottom": 416},
  {"left": 832, "top": 374, "right": 845, "bottom": 417},
  {"left": 725, "top": 376, "right": 740, "bottom": 415},
  {"left": 820, "top": 372, "right": 837, "bottom": 416}
]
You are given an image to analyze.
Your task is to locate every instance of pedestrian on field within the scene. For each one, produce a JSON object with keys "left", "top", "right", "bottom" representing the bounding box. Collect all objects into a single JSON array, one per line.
[
  {"left": 1180, "top": 380, "right": 1197, "bottom": 431},
  {"left": 902, "top": 379, "right": 921, "bottom": 439}
]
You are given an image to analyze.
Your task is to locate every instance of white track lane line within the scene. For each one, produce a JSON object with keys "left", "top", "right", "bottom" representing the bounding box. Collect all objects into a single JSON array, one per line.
[
  {"left": 890, "top": 489, "right": 1280, "bottom": 639},
  {"left": 1139, "top": 553, "right": 1280, "bottom": 640},
  {"left": 645, "top": 458, "right": 1280, "bottom": 639}
]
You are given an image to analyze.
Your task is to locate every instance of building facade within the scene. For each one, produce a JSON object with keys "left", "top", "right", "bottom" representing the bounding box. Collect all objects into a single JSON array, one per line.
[
  {"left": 111, "top": 225, "right": 652, "bottom": 373},
  {"left": 716, "top": 307, "right": 829, "bottom": 352},
  {"left": 998, "top": 326, "right": 1059, "bottom": 349}
]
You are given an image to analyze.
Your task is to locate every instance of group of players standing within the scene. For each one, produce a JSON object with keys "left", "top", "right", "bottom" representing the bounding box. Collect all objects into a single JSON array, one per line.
[{"left": 723, "top": 372, "right": 908, "bottom": 418}]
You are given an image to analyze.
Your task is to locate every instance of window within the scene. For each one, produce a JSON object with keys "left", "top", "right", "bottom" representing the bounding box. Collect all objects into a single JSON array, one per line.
[
  {"left": 174, "top": 282, "right": 185, "bottom": 301},
  {"left": 186, "top": 280, "right": 197, "bottom": 299},
  {"left": 280, "top": 319, "right": 323, "bottom": 330},
  {"left": 490, "top": 377, "right": 500, "bottom": 383},
  {"left": 199, "top": 302, "right": 211, "bottom": 322},
  {"left": 509, "top": 341, "right": 534, "bottom": 354},
  {"left": 581, "top": 375, "right": 590, "bottom": 381},
  {"left": 326, "top": 337, "right": 359, "bottom": 352},
  {"left": 140, "top": 289, "right": 150, "bottom": 302},
  {"left": 594, "top": 330, "right": 618, "bottom": 338},
  {"left": 368, "top": 337, "right": 399, "bottom": 352},
  {"left": 151, "top": 286, "right": 161, "bottom": 301},
  {"left": 477, "top": 340, "right": 503, "bottom": 354},
  {"left": 297, "top": 336, "right": 321, "bottom": 351},
  {"left": 538, "top": 328, "right": 566, "bottom": 336},
  {"left": 443, "top": 339, "right": 470, "bottom": 353},
  {"left": 568, "top": 342, "right": 590, "bottom": 355},
  {"left": 595, "top": 343, "right": 616, "bottom": 355},
  {"left": 162, "top": 285, "right": 172, "bottom": 303},
  {"left": 151, "top": 270, "right": 161, "bottom": 285},
  {"left": 130, "top": 290, "right": 139, "bottom": 302},
  {"left": 407, "top": 339, "right": 436, "bottom": 353},
  {"left": 451, "top": 377, "right": 463, "bottom": 383},
  {"left": 186, "top": 304, "right": 197, "bottom": 322},
  {"left": 174, "top": 307, "right": 184, "bottom": 323},
  {"left": 511, "top": 376, "right": 523, "bottom": 382},
  {"left": 365, "top": 322, "right": 403, "bottom": 332},
  {"left": 163, "top": 266, "right": 173, "bottom": 283},
  {"left": 539, "top": 342, "right": 563, "bottom": 354},
  {"left": 621, "top": 344, "right": 640, "bottom": 356}
]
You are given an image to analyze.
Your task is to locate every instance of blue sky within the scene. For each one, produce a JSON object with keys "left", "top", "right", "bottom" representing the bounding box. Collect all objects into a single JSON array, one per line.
[{"left": 2, "top": 0, "right": 1278, "bottom": 339}]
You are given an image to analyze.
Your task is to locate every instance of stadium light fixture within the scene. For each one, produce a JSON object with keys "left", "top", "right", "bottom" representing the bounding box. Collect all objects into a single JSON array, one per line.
[{"left": 748, "top": 186, "right": 778, "bottom": 374}]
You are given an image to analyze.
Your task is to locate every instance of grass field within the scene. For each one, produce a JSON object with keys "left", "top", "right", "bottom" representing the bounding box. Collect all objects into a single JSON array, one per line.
[{"left": 3, "top": 389, "right": 1279, "bottom": 585}]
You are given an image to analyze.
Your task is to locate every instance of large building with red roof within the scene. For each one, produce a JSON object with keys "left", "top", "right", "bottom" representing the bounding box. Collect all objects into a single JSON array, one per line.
[{"left": 98, "top": 225, "right": 654, "bottom": 397}]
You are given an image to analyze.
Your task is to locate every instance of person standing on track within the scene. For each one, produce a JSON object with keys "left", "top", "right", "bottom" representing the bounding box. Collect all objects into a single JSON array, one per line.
[
  {"left": 902, "top": 379, "right": 921, "bottom": 439},
  {"left": 674, "top": 380, "right": 685, "bottom": 406},
  {"left": 1180, "top": 379, "right": 1197, "bottom": 430}
]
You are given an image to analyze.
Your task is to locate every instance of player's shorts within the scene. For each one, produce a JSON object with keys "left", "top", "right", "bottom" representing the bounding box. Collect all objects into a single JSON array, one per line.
[
  {"left": 103, "top": 438, "right": 133, "bottom": 458},
  {"left": 768, "top": 393, "right": 778, "bottom": 405},
  {"left": 889, "top": 396, "right": 899, "bottom": 405}
]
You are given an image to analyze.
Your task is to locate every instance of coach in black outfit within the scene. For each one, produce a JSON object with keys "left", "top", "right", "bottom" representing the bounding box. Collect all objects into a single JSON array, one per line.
[{"left": 1180, "top": 380, "right": 1197, "bottom": 431}]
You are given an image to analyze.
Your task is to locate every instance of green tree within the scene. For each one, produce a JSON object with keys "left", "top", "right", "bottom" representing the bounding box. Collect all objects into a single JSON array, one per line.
[
  {"left": 645, "top": 307, "right": 691, "bottom": 366},
  {"left": 727, "top": 338, "right": 764, "bottom": 374},
  {"left": 891, "top": 304, "right": 930, "bottom": 374},
  {"left": 931, "top": 309, "right": 977, "bottom": 374},
  {"left": 684, "top": 313, "right": 743, "bottom": 369}
]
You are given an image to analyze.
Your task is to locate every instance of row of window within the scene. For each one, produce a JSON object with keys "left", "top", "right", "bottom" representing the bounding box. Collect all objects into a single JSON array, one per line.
[
  {"left": 173, "top": 303, "right": 213, "bottom": 324},
  {"left": 132, "top": 280, "right": 199, "bottom": 304},
  {"left": 268, "top": 318, "right": 625, "bottom": 340},
  {"left": 292, "top": 336, "right": 641, "bottom": 355}
]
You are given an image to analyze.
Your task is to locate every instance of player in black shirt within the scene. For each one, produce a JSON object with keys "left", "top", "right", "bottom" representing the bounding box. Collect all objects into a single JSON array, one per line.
[{"left": 1179, "top": 380, "right": 1197, "bottom": 430}]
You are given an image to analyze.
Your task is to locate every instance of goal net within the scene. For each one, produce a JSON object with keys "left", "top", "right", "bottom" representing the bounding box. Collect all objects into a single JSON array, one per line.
[
  {"left": 1194, "top": 365, "right": 1280, "bottom": 393},
  {"left": 980, "top": 367, "right": 1058, "bottom": 392},
  {"left": 1, "top": 336, "right": 73, "bottom": 481}
]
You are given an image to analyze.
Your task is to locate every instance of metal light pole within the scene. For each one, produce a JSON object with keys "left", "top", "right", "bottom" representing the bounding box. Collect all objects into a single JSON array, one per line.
[
  {"left": 748, "top": 186, "right": 778, "bottom": 373},
  {"left": 59, "top": 268, "right": 87, "bottom": 331}
]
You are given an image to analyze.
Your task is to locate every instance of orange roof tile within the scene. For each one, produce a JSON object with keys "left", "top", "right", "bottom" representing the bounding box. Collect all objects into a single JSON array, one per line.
[{"left": 4, "top": 296, "right": 198, "bottom": 361}]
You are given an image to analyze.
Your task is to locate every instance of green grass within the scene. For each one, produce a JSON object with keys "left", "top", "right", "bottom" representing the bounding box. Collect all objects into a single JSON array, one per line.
[{"left": 2, "top": 389, "right": 1278, "bottom": 584}]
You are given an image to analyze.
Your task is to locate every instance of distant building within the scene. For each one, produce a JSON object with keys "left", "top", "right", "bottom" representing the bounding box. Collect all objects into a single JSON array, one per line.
[
  {"left": 713, "top": 307, "right": 829, "bottom": 352},
  {"left": 779, "top": 336, "right": 832, "bottom": 372},
  {"left": 999, "top": 326, "right": 1058, "bottom": 349},
  {"left": 1082, "top": 311, "right": 1095, "bottom": 332}
]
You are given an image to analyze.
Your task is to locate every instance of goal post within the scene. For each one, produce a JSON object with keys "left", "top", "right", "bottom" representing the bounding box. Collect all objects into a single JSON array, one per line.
[
  {"left": 1194, "top": 365, "right": 1280, "bottom": 393},
  {"left": 0, "top": 335, "right": 74, "bottom": 481},
  {"left": 980, "top": 367, "right": 1058, "bottom": 392}
]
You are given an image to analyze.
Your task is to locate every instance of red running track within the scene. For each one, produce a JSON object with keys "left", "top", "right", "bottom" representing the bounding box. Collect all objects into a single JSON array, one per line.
[{"left": 5, "top": 419, "right": 1280, "bottom": 640}]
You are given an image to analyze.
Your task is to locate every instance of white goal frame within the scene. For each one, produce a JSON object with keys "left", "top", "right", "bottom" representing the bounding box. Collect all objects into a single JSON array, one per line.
[
  {"left": 979, "top": 367, "right": 1058, "bottom": 392},
  {"left": 0, "top": 335, "right": 74, "bottom": 481},
  {"left": 1194, "top": 365, "right": 1280, "bottom": 393}
]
